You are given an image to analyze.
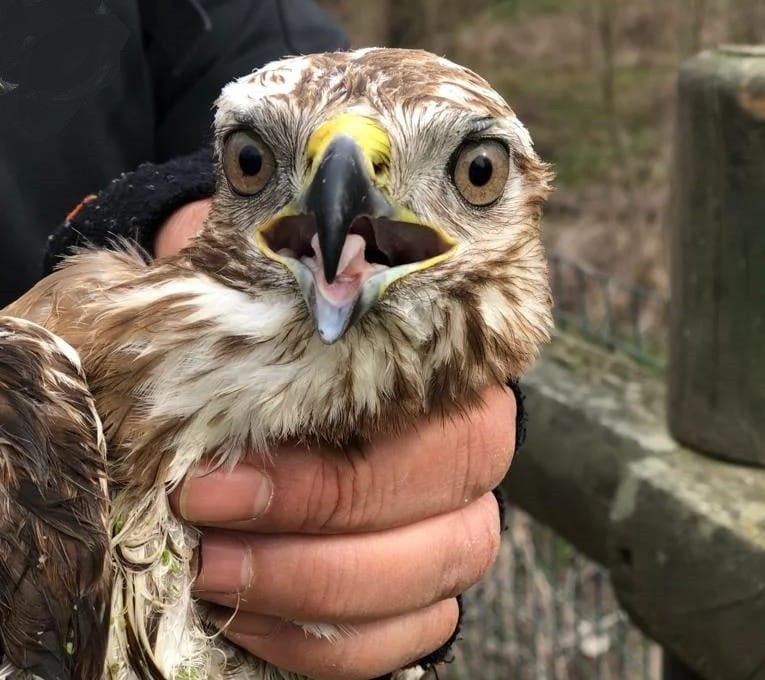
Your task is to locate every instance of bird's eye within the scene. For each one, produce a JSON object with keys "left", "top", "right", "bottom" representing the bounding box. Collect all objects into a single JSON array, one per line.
[
  {"left": 452, "top": 140, "right": 510, "bottom": 206},
  {"left": 223, "top": 131, "right": 275, "bottom": 195}
]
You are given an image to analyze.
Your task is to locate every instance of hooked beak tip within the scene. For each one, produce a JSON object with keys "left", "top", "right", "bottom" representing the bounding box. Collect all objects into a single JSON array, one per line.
[{"left": 311, "top": 287, "right": 357, "bottom": 344}]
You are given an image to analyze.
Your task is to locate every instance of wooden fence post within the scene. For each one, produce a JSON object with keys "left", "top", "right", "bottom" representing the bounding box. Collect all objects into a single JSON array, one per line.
[{"left": 668, "top": 45, "right": 765, "bottom": 465}]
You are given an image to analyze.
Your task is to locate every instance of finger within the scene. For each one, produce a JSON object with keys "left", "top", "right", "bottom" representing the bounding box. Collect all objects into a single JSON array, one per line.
[
  {"left": 170, "top": 384, "right": 515, "bottom": 533},
  {"left": 212, "top": 599, "right": 459, "bottom": 680},
  {"left": 194, "top": 492, "right": 500, "bottom": 621},
  {"left": 154, "top": 198, "right": 212, "bottom": 256}
]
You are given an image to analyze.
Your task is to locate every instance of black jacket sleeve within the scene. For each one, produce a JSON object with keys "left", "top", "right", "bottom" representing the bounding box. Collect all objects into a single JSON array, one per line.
[
  {"left": 140, "top": 0, "right": 348, "bottom": 160},
  {"left": 41, "top": 0, "right": 347, "bottom": 275}
]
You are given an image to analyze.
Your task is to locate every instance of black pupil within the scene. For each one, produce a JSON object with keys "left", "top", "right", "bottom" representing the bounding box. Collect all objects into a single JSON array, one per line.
[
  {"left": 239, "top": 144, "right": 263, "bottom": 176},
  {"left": 468, "top": 154, "right": 493, "bottom": 186}
]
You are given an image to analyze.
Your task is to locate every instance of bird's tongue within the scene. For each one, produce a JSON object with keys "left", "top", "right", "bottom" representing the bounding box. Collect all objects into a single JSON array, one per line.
[
  {"left": 300, "top": 234, "right": 389, "bottom": 343},
  {"left": 302, "top": 233, "right": 387, "bottom": 306}
]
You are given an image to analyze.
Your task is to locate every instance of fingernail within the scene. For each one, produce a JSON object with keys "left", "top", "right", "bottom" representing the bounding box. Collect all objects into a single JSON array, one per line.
[
  {"left": 196, "top": 533, "right": 253, "bottom": 594},
  {"left": 179, "top": 465, "right": 273, "bottom": 522}
]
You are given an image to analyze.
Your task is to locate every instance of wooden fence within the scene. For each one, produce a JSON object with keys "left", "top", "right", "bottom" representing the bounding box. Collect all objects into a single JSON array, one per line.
[{"left": 500, "top": 46, "right": 765, "bottom": 680}]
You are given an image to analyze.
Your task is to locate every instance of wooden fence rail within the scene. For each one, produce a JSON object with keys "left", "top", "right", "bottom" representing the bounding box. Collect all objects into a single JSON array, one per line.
[{"left": 502, "top": 46, "right": 765, "bottom": 680}]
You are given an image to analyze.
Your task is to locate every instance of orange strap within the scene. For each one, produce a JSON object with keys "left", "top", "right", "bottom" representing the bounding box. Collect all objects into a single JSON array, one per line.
[{"left": 65, "top": 193, "right": 98, "bottom": 223}]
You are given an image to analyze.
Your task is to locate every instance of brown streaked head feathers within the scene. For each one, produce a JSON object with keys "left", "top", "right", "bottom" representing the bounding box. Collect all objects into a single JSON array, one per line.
[{"left": 198, "top": 46, "right": 552, "bottom": 414}]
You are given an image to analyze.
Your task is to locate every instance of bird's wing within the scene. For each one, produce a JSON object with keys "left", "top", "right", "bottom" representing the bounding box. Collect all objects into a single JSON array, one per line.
[
  {"left": 0, "top": 316, "right": 111, "bottom": 680},
  {"left": 4, "top": 244, "right": 149, "bottom": 342}
]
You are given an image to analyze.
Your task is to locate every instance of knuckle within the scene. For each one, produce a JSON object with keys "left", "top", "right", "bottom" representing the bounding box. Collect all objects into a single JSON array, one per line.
[
  {"left": 487, "top": 388, "right": 518, "bottom": 454},
  {"left": 408, "top": 600, "right": 461, "bottom": 667},
  {"left": 301, "top": 458, "right": 349, "bottom": 532},
  {"left": 311, "top": 658, "right": 368, "bottom": 680},
  {"left": 459, "top": 390, "right": 516, "bottom": 503},
  {"left": 434, "top": 597, "right": 461, "bottom": 643},
  {"left": 472, "top": 495, "right": 502, "bottom": 576},
  {"left": 313, "top": 450, "right": 381, "bottom": 532},
  {"left": 441, "top": 496, "right": 501, "bottom": 597},
  {"left": 477, "top": 509, "right": 502, "bottom": 576},
  {"left": 477, "top": 408, "right": 516, "bottom": 474},
  {"left": 297, "top": 458, "right": 329, "bottom": 532},
  {"left": 294, "top": 543, "right": 359, "bottom": 620},
  {"left": 303, "top": 640, "right": 378, "bottom": 680}
]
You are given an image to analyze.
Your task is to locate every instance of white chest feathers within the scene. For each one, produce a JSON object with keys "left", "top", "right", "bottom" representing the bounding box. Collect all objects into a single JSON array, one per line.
[{"left": 107, "top": 274, "right": 435, "bottom": 482}]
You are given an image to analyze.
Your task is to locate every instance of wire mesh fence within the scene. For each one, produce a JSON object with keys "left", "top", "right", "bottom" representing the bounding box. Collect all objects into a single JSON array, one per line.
[
  {"left": 438, "top": 253, "right": 669, "bottom": 679},
  {"left": 548, "top": 253, "right": 669, "bottom": 369},
  {"left": 444, "top": 509, "right": 662, "bottom": 680}
]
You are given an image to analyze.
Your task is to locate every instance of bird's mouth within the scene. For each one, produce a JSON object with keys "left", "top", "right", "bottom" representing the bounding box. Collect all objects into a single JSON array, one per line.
[
  {"left": 256, "top": 213, "right": 456, "bottom": 343},
  {"left": 252, "top": 120, "right": 457, "bottom": 344},
  {"left": 261, "top": 214, "right": 453, "bottom": 270}
]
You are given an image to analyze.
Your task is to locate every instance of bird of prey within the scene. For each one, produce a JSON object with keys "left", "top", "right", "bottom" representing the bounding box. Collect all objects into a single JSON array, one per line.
[{"left": 1, "top": 48, "right": 552, "bottom": 680}]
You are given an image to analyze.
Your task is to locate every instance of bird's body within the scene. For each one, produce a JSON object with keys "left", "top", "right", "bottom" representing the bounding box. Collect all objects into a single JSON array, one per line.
[{"left": 0, "top": 48, "right": 552, "bottom": 679}]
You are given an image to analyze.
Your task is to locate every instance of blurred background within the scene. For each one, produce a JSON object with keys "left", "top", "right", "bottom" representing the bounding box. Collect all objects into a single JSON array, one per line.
[
  {"left": 313, "top": 3, "right": 765, "bottom": 679},
  {"left": 320, "top": 0, "right": 764, "bottom": 295}
]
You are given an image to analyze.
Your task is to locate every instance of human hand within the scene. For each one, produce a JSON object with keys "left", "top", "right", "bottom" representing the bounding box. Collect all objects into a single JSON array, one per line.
[
  {"left": 154, "top": 197, "right": 213, "bottom": 257},
  {"left": 169, "top": 388, "right": 515, "bottom": 680},
  {"left": 156, "top": 202, "right": 517, "bottom": 679}
]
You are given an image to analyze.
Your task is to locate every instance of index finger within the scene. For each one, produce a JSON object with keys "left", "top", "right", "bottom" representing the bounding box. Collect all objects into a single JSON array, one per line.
[{"left": 168, "top": 385, "right": 515, "bottom": 534}]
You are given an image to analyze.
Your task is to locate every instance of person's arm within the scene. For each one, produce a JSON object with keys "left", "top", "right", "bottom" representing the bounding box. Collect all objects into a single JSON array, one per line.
[{"left": 139, "top": 0, "right": 348, "bottom": 160}]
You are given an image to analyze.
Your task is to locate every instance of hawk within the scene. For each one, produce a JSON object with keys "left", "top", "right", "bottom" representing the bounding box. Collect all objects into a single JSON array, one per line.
[{"left": 1, "top": 48, "right": 552, "bottom": 679}]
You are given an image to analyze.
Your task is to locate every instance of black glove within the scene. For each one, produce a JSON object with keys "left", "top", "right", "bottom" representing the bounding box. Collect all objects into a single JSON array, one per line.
[{"left": 43, "top": 147, "right": 215, "bottom": 274}]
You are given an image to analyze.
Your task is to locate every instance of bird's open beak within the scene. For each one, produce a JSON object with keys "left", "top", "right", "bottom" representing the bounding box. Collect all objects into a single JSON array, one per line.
[{"left": 254, "top": 114, "right": 457, "bottom": 343}]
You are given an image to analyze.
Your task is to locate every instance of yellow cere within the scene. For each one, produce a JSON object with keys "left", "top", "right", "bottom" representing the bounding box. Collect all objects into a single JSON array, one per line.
[{"left": 305, "top": 113, "right": 391, "bottom": 180}]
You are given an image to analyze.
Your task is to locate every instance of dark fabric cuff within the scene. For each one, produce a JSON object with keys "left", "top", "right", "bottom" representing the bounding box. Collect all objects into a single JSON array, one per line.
[
  {"left": 42, "top": 146, "right": 215, "bottom": 275},
  {"left": 507, "top": 378, "right": 527, "bottom": 453}
]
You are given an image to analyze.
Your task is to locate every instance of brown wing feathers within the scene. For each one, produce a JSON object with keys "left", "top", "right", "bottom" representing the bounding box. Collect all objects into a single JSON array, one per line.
[{"left": 0, "top": 317, "right": 110, "bottom": 679}]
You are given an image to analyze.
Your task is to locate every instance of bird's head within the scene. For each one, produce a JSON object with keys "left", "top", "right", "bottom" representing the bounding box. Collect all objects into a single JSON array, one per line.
[{"left": 195, "top": 48, "right": 552, "bottom": 375}]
